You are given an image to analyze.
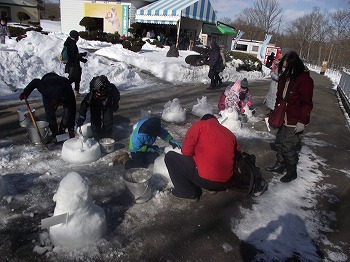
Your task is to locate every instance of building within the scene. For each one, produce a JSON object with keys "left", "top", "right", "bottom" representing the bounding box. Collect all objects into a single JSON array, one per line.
[{"left": 0, "top": 0, "right": 40, "bottom": 23}]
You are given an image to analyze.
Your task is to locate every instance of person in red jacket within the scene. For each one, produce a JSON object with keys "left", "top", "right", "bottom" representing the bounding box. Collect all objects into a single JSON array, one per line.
[
  {"left": 266, "top": 51, "right": 314, "bottom": 183},
  {"left": 164, "top": 114, "right": 241, "bottom": 202}
]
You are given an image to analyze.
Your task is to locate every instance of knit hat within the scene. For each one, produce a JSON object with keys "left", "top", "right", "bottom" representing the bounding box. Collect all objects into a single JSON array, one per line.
[
  {"left": 69, "top": 30, "right": 79, "bottom": 41},
  {"left": 241, "top": 78, "right": 248, "bottom": 89}
]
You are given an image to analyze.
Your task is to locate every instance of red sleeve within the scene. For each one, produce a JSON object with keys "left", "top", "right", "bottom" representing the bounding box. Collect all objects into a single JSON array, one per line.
[{"left": 181, "top": 123, "right": 200, "bottom": 157}]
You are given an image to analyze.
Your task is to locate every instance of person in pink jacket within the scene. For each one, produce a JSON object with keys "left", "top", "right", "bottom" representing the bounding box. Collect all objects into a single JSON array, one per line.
[{"left": 164, "top": 114, "right": 241, "bottom": 202}]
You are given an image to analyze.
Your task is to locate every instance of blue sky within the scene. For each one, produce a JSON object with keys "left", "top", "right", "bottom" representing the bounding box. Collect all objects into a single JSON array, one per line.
[{"left": 210, "top": 0, "right": 349, "bottom": 23}]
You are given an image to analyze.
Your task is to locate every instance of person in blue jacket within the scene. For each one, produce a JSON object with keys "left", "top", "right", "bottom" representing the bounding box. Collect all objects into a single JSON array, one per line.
[{"left": 124, "top": 117, "right": 181, "bottom": 170}]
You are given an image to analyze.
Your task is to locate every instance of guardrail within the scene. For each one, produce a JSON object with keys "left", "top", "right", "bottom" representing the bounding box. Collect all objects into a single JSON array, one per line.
[{"left": 337, "top": 71, "right": 350, "bottom": 117}]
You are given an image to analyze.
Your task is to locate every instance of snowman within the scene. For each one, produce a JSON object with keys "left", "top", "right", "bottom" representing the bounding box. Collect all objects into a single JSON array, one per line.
[
  {"left": 49, "top": 172, "right": 107, "bottom": 250},
  {"left": 218, "top": 107, "right": 242, "bottom": 132},
  {"left": 162, "top": 98, "right": 186, "bottom": 123}
]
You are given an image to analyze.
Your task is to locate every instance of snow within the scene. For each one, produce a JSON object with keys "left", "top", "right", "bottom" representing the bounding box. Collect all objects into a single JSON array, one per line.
[{"left": 0, "top": 20, "right": 349, "bottom": 261}]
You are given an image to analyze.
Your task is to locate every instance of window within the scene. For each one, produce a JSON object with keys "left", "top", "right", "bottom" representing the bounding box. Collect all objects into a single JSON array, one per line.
[
  {"left": 235, "top": 44, "right": 248, "bottom": 51},
  {"left": 252, "top": 45, "right": 259, "bottom": 52}
]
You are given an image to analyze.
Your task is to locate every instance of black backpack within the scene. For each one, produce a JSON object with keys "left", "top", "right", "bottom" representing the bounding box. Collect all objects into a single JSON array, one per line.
[{"left": 232, "top": 152, "right": 268, "bottom": 196}]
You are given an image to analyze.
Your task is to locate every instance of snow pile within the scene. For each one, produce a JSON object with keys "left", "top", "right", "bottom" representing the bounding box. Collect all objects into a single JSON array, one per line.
[
  {"left": 218, "top": 107, "right": 242, "bottom": 131},
  {"left": 61, "top": 137, "right": 101, "bottom": 164},
  {"left": 191, "top": 96, "right": 214, "bottom": 118},
  {"left": 49, "top": 172, "right": 107, "bottom": 250},
  {"left": 161, "top": 98, "right": 186, "bottom": 123}
]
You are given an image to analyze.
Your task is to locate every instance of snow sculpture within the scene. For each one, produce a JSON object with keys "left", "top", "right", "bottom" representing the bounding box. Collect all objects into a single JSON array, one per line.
[
  {"left": 49, "top": 172, "right": 107, "bottom": 250},
  {"left": 61, "top": 136, "right": 101, "bottom": 164},
  {"left": 191, "top": 96, "right": 214, "bottom": 118},
  {"left": 79, "top": 122, "right": 92, "bottom": 138},
  {"left": 243, "top": 104, "right": 254, "bottom": 118},
  {"left": 218, "top": 108, "right": 242, "bottom": 132},
  {"left": 161, "top": 98, "right": 186, "bottom": 123}
]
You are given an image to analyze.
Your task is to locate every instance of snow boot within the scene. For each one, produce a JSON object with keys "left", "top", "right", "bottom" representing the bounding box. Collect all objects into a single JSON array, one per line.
[
  {"left": 265, "top": 161, "right": 286, "bottom": 174},
  {"left": 280, "top": 165, "right": 297, "bottom": 183}
]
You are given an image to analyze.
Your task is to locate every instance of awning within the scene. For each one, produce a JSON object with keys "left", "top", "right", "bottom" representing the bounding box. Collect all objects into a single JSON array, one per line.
[
  {"left": 202, "top": 24, "right": 222, "bottom": 35},
  {"left": 217, "top": 24, "right": 237, "bottom": 35},
  {"left": 135, "top": 0, "right": 217, "bottom": 25}
]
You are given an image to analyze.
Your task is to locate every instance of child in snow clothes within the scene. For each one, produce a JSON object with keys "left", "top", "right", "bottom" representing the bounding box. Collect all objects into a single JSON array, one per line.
[
  {"left": 0, "top": 19, "right": 11, "bottom": 44},
  {"left": 76, "top": 75, "right": 120, "bottom": 140},
  {"left": 218, "top": 78, "right": 252, "bottom": 113},
  {"left": 124, "top": 117, "right": 182, "bottom": 170}
]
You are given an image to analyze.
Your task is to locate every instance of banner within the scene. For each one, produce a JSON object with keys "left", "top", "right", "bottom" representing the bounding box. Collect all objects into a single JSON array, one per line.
[
  {"left": 232, "top": 30, "right": 244, "bottom": 50},
  {"left": 259, "top": 34, "right": 272, "bottom": 59}
]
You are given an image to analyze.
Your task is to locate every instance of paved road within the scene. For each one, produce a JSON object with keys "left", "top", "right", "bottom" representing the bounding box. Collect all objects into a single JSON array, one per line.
[{"left": 0, "top": 71, "right": 349, "bottom": 261}]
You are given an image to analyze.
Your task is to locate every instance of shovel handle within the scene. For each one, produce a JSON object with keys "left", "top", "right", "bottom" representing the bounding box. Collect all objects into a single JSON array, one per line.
[{"left": 24, "top": 97, "right": 47, "bottom": 147}]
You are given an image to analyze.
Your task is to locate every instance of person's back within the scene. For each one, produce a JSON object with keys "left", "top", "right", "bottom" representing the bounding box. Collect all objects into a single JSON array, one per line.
[
  {"left": 182, "top": 117, "right": 240, "bottom": 182},
  {"left": 40, "top": 73, "right": 75, "bottom": 101}
]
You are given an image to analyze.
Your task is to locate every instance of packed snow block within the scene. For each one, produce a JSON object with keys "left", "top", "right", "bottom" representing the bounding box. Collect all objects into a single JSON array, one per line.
[
  {"left": 49, "top": 172, "right": 107, "bottom": 250},
  {"left": 61, "top": 137, "right": 101, "bottom": 164},
  {"left": 218, "top": 108, "right": 242, "bottom": 132},
  {"left": 191, "top": 96, "right": 214, "bottom": 118},
  {"left": 161, "top": 98, "right": 186, "bottom": 123}
]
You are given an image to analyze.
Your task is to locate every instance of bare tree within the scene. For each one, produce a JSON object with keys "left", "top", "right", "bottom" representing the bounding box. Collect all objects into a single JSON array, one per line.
[{"left": 251, "top": 0, "right": 282, "bottom": 34}]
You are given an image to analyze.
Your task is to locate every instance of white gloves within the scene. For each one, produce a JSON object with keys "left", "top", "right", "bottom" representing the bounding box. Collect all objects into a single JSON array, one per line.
[{"left": 294, "top": 122, "right": 305, "bottom": 133}]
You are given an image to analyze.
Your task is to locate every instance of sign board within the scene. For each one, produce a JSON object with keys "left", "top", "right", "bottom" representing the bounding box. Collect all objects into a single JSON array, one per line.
[{"left": 41, "top": 213, "right": 69, "bottom": 229}]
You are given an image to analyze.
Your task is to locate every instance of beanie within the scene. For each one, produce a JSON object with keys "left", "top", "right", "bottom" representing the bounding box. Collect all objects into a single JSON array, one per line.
[
  {"left": 69, "top": 30, "right": 79, "bottom": 41},
  {"left": 241, "top": 78, "right": 248, "bottom": 89}
]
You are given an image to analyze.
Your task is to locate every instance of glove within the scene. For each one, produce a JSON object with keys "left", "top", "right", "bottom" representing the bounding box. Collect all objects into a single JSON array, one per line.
[
  {"left": 294, "top": 122, "right": 305, "bottom": 133},
  {"left": 82, "top": 52, "right": 87, "bottom": 56},
  {"left": 19, "top": 93, "right": 26, "bottom": 101},
  {"left": 169, "top": 139, "right": 182, "bottom": 149},
  {"left": 76, "top": 116, "right": 85, "bottom": 127},
  {"left": 81, "top": 58, "right": 88, "bottom": 63},
  {"left": 68, "top": 130, "right": 75, "bottom": 138}
]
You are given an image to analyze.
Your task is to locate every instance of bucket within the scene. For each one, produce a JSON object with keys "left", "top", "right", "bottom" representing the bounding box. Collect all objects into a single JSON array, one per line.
[
  {"left": 27, "top": 121, "right": 49, "bottom": 145},
  {"left": 17, "top": 108, "right": 35, "bottom": 127},
  {"left": 123, "top": 168, "right": 152, "bottom": 204},
  {"left": 99, "top": 138, "right": 115, "bottom": 154}
]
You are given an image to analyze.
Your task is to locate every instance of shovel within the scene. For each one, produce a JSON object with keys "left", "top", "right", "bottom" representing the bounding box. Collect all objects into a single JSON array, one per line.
[{"left": 24, "top": 97, "right": 48, "bottom": 149}]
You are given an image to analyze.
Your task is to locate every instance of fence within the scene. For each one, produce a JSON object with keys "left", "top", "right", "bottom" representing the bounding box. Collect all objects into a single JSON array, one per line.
[{"left": 337, "top": 71, "right": 350, "bottom": 117}]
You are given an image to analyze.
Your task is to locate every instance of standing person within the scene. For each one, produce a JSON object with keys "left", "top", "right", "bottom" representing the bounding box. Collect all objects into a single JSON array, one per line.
[
  {"left": 265, "top": 52, "right": 275, "bottom": 69},
  {"left": 64, "top": 30, "right": 88, "bottom": 97},
  {"left": 76, "top": 75, "right": 120, "bottom": 140},
  {"left": 207, "top": 41, "right": 222, "bottom": 89},
  {"left": 266, "top": 51, "right": 314, "bottom": 183},
  {"left": 0, "top": 18, "right": 11, "bottom": 44},
  {"left": 19, "top": 72, "right": 76, "bottom": 142},
  {"left": 264, "top": 53, "right": 283, "bottom": 112},
  {"left": 165, "top": 114, "right": 241, "bottom": 202},
  {"left": 123, "top": 117, "right": 181, "bottom": 170}
]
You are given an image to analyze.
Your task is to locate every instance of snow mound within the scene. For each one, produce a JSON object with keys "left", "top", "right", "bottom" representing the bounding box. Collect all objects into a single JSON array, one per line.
[
  {"left": 218, "top": 108, "right": 242, "bottom": 132},
  {"left": 191, "top": 96, "right": 213, "bottom": 118},
  {"left": 162, "top": 98, "right": 186, "bottom": 123},
  {"left": 49, "top": 172, "right": 107, "bottom": 250},
  {"left": 61, "top": 137, "right": 101, "bottom": 164}
]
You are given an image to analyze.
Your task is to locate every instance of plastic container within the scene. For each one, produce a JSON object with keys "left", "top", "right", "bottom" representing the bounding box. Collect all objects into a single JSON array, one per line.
[
  {"left": 27, "top": 121, "right": 49, "bottom": 145},
  {"left": 17, "top": 108, "right": 35, "bottom": 127},
  {"left": 123, "top": 168, "right": 152, "bottom": 204},
  {"left": 99, "top": 138, "right": 115, "bottom": 154}
]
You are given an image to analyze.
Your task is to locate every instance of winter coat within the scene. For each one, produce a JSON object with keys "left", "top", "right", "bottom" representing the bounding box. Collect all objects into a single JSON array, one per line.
[
  {"left": 181, "top": 117, "right": 240, "bottom": 182},
  {"left": 79, "top": 83, "right": 120, "bottom": 118},
  {"left": 264, "top": 67, "right": 279, "bottom": 110},
  {"left": 129, "top": 118, "right": 173, "bottom": 153},
  {"left": 218, "top": 81, "right": 252, "bottom": 113},
  {"left": 63, "top": 37, "right": 86, "bottom": 80},
  {"left": 275, "top": 70, "right": 314, "bottom": 126},
  {"left": 208, "top": 43, "right": 221, "bottom": 70},
  {"left": 0, "top": 24, "right": 10, "bottom": 37}
]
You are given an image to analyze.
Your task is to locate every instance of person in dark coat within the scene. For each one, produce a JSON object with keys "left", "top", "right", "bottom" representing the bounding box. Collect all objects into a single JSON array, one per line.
[
  {"left": 0, "top": 18, "right": 11, "bottom": 44},
  {"left": 266, "top": 51, "right": 314, "bottom": 183},
  {"left": 64, "top": 30, "right": 88, "bottom": 97},
  {"left": 207, "top": 41, "right": 222, "bottom": 89},
  {"left": 19, "top": 72, "right": 76, "bottom": 141},
  {"left": 123, "top": 117, "right": 182, "bottom": 170},
  {"left": 76, "top": 75, "right": 120, "bottom": 140},
  {"left": 265, "top": 52, "right": 275, "bottom": 69}
]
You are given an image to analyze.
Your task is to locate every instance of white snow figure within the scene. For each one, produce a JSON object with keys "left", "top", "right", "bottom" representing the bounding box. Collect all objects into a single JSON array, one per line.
[
  {"left": 218, "top": 108, "right": 242, "bottom": 131},
  {"left": 49, "top": 172, "right": 107, "bottom": 250},
  {"left": 161, "top": 98, "right": 186, "bottom": 123},
  {"left": 243, "top": 104, "right": 253, "bottom": 118},
  {"left": 191, "top": 96, "right": 214, "bottom": 118},
  {"left": 61, "top": 136, "right": 101, "bottom": 164}
]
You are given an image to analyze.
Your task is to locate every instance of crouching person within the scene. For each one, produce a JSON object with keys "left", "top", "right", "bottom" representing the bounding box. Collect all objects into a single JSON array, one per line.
[
  {"left": 19, "top": 72, "right": 76, "bottom": 142},
  {"left": 76, "top": 75, "right": 120, "bottom": 140},
  {"left": 124, "top": 117, "right": 181, "bottom": 170},
  {"left": 165, "top": 114, "right": 241, "bottom": 202}
]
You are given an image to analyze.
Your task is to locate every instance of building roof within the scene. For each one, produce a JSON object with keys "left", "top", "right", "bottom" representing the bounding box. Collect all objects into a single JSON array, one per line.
[
  {"left": 135, "top": 0, "right": 217, "bottom": 25},
  {"left": 1, "top": 0, "right": 37, "bottom": 7}
]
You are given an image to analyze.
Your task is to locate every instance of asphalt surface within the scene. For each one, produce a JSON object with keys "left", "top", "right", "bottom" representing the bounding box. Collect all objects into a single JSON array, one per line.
[{"left": 0, "top": 71, "right": 350, "bottom": 261}]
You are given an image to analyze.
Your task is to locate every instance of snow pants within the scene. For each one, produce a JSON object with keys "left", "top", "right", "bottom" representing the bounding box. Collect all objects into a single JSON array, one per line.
[
  {"left": 165, "top": 151, "right": 233, "bottom": 198},
  {"left": 90, "top": 105, "right": 113, "bottom": 140},
  {"left": 274, "top": 125, "right": 301, "bottom": 166}
]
